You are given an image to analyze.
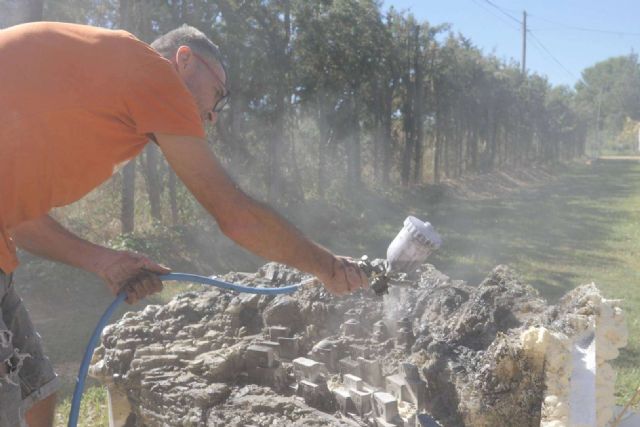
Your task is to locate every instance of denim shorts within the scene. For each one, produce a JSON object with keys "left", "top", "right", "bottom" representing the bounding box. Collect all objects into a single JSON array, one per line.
[{"left": 0, "top": 271, "right": 59, "bottom": 427}]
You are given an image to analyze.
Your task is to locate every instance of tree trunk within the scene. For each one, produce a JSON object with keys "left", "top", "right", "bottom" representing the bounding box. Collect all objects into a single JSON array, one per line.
[
  {"left": 401, "top": 29, "right": 415, "bottom": 187},
  {"left": 168, "top": 170, "right": 179, "bottom": 226},
  {"left": 382, "top": 82, "right": 394, "bottom": 186},
  {"left": 487, "top": 105, "right": 497, "bottom": 171},
  {"left": 372, "top": 79, "right": 382, "bottom": 184},
  {"left": 346, "top": 94, "right": 362, "bottom": 191},
  {"left": 433, "top": 84, "right": 443, "bottom": 184},
  {"left": 412, "top": 26, "right": 424, "bottom": 184},
  {"left": 267, "top": 0, "right": 291, "bottom": 204},
  {"left": 121, "top": 161, "right": 136, "bottom": 233},
  {"left": 316, "top": 102, "right": 330, "bottom": 198},
  {"left": 143, "top": 144, "right": 162, "bottom": 222}
]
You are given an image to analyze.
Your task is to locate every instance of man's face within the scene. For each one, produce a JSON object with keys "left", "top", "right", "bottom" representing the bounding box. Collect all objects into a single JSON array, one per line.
[{"left": 175, "top": 46, "right": 228, "bottom": 124}]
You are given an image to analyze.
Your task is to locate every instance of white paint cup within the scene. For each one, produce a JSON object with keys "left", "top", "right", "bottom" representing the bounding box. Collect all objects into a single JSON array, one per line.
[{"left": 386, "top": 216, "right": 442, "bottom": 273}]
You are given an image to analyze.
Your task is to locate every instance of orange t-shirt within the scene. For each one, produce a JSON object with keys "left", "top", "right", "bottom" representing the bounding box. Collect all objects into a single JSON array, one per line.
[{"left": 0, "top": 22, "right": 205, "bottom": 273}]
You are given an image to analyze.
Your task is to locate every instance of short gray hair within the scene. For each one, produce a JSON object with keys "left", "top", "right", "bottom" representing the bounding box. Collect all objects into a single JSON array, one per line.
[{"left": 151, "top": 25, "right": 226, "bottom": 74}]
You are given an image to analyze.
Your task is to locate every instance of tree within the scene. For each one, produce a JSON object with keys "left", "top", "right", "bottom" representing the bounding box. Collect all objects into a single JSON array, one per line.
[
  {"left": 18, "top": 0, "right": 587, "bottom": 225},
  {"left": 576, "top": 54, "right": 640, "bottom": 153}
]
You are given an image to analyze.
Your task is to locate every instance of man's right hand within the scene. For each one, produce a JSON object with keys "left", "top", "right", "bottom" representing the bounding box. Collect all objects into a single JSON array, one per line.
[
  {"left": 93, "top": 250, "right": 170, "bottom": 304},
  {"left": 315, "top": 255, "right": 369, "bottom": 296}
]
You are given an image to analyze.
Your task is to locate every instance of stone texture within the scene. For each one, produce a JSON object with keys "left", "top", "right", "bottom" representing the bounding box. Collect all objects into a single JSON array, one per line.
[{"left": 90, "top": 262, "right": 626, "bottom": 427}]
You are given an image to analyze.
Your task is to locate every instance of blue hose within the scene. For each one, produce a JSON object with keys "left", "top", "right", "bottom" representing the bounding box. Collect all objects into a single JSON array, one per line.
[{"left": 68, "top": 272, "right": 303, "bottom": 427}]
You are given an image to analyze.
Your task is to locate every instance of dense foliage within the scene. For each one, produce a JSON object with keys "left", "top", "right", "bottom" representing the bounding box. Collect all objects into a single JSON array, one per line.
[{"left": 6, "top": 0, "right": 638, "bottom": 233}]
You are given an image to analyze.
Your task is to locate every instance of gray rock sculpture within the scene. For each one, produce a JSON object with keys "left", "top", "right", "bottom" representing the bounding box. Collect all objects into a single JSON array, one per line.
[{"left": 90, "top": 262, "right": 626, "bottom": 427}]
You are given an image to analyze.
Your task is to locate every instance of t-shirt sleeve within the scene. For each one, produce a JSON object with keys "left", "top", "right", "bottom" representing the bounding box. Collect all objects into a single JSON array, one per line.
[{"left": 123, "top": 47, "right": 205, "bottom": 139}]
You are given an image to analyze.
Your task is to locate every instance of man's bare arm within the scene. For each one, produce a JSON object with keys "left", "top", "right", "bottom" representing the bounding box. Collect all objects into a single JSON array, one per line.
[
  {"left": 12, "top": 215, "right": 108, "bottom": 272},
  {"left": 10, "top": 215, "right": 168, "bottom": 303},
  {"left": 155, "top": 134, "right": 366, "bottom": 295}
]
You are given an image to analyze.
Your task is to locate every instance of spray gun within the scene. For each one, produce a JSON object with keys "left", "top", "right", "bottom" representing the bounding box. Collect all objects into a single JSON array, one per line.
[{"left": 358, "top": 216, "right": 442, "bottom": 296}]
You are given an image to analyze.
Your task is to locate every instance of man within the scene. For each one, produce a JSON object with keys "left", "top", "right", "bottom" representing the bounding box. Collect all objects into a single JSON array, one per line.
[{"left": 0, "top": 22, "right": 368, "bottom": 426}]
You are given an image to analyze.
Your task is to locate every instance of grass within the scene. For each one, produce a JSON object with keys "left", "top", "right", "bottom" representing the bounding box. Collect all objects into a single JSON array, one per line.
[
  {"left": 55, "top": 386, "right": 109, "bottom": 427},
  {"left": 35, "top": 158, "right": 640, "bottom": 422}
]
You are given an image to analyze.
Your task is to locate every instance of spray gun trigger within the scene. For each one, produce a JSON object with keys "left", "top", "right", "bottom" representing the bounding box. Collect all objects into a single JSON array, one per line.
[{"left": 357, "top": 256, "right": 390, "bottom": 296}]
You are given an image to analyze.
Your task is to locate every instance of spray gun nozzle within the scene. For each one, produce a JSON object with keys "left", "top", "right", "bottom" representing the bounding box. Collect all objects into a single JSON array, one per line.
[
  {"left": 358, "top": 256, "right": 391, "bottom": 296},
  {"left": 359, "top": 216, "right": 442, "bottom": 297}
]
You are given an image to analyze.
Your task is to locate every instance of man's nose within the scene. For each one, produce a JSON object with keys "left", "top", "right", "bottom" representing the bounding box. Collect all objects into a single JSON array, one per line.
[{"left": 207, "top": 111, "right": 218, "bottom": 124}]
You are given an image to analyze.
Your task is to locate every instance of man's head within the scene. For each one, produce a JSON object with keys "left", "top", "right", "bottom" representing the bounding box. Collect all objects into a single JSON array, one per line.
[{"left": 151, "top": 25, "right": 228, "bottom": 124}]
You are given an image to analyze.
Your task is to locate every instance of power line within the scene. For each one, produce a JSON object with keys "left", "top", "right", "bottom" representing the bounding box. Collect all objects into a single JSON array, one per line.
[
  {"left": 527, "top": 29, "right": 578, "bottom": 80},
  {"left": 468, "top": 0, "right": 520, "bottom": 32},
  {"left": 528, "top": 13, "right": 640, "bottom": 37},
  {"left": 468, "top": 0, "right": 581, "bottom": 81},
  {"left": 482, "top": 0, "right": 522, "bottom": 26}
]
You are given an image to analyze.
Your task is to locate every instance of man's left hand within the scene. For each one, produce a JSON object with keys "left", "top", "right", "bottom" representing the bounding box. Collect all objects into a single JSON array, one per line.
[{"left": 93, "top": 249, "right": 170, "bottom": 304}]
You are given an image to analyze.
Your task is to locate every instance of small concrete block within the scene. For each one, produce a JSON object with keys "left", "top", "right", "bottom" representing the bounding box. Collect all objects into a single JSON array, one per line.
[
  {"left": 277, "top": 337, "right": 299, "bottom": 360},
  {"left": 373, "top": 392, "right": 399, "bottom": 421},
  {"left": 311, "top": 342, "right": 339, "bottom": 371},
  {"left": 339, "top": 357, "right": 362, "bottom": 377},
  {"left": 269, "top": 325, "right": 290, "bottom": 340},
  {"left": 333, "top": 387, "right": 354, "bottom": 414},
  {"left": 257, "top": 340, "right": 281, "bottom": 354},
  {"left": 293, "top": 357, "right": 327, "bottom": 382},
  {"left": 342, "top": 318, "right": 361, "bottom": 336},
  {"left": 386, "top": 374, "right": 406, "bottom": 401},
  {"left": 405, "top": 379, "right": 426, "bottom": 408},
  {"left": 350, "top": 344, "right": 370, "bottom": 359},
  {"left": 300, "top": 379, "right": 319, "bottom": 392},
  {"left": 349, "top": 389, "right": 372, "bottom": 416},
  {"left": 245, "top": 344, "right": 275, "bottom": 368},
  {"left": 359, "top": 357, "right": 384, "bottom": 387},
  {"left": 298, "top": 379, "right": 334, "bottom": 412},
  {"left": 343, "top": 374, "right": 363, "bottom": 391},
  {"left": 248, "top": 364, "right": 287, "bottom": 390},
  {"left": 399, "top": 365, "right": 426, "bottom": 409}
]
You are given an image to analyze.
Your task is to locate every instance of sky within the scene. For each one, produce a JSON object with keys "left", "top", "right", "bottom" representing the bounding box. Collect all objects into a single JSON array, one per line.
[{"left": 384, "top": 0, "right": 640, "bottom": 88}]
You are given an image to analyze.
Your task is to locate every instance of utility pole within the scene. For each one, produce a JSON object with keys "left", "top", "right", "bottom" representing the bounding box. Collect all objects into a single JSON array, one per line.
[{"left": 521, "top": 10, "right": 527, "bottom": 74}]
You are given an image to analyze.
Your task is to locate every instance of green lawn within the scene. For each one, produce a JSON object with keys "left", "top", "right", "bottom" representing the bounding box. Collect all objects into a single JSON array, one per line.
[
  {"left": 49, "top": 158, "right": 640, "bottom": 424},
  {"left": 425, "top": 159, "right": 640, "bottom": 402}
]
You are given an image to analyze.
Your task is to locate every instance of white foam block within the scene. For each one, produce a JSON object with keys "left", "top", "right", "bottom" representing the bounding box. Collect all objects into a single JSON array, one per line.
[{"left": 569, "top": 332, "right": 596, "bottom": 426}]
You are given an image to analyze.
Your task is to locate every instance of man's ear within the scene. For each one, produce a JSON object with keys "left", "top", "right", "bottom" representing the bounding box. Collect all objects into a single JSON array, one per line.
[{"left": 175, "top": 45, "right": 194, "bottom": 73}]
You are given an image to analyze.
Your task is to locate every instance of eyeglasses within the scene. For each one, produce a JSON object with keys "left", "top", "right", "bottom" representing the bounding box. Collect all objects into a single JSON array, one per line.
[{"left": 192, "top": 52, "right": 230, "bottom": 113}]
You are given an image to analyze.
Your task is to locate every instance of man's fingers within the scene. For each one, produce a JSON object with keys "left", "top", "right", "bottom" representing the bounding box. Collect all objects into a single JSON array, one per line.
[
  {"left": 99, "top": 251, "right": 169, "bottom": 304},
  {"left": 139, "top": 276, "right": 154, "bottom": 297},
  {"left": 129, "top": 273, "right": 164, "bottom": 303},
  {"left": 141, "top": 258, "right": 171, "bottom": 275},
  {"left": 125, "top": 287, "right": 138, "bottom": 305},
  {"left": 341, "top": 259, "right": 367, "bottom": 292},
  {"left": 150, "top": 275, "right": 164, "bottom": 293},
  {"left": 346, "top": 265, "right": 362, "bottom": 290},
  {"left": 142, "top": 273, "right": 163, "bottom": 295}
]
